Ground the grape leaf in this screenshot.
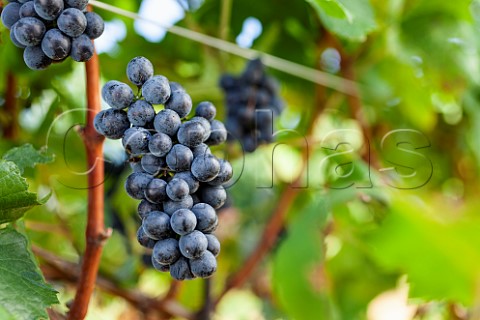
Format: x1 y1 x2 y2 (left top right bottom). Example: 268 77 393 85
308 0 377 41
0 160 48 224
0 228 59 320
272 197 331 319
367 197 480 304
307 0 351 20
3 144 54 174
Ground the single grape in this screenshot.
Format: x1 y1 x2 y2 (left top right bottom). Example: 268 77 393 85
203 216 218 234
169 82 185 93
57 8 86 37
93 109 130 139
127 100 155 127
137 199 163 220
200 185 226 209
65 0 88 10
127 56 154 86
70 34 94 62
191 203 217 233
179 230 208 259
153 109 181 137
170 209 197 235
166 144 193 172
125 172 152 200
152 238 180 265
1 2 22 29
140 153 165 175
149 132 173 157
145 178 168 204
166 178 190 201
206 120 227 145
190 251 217 278
142 211 171 240
151 255 170 272
19 2 39 18
84 12 104 39
137 226 156 249
101 80 135 110
173 171 199 194
195 101 216 121
205 234 220 257
177 121 206 147
191 154 220 182
41 28 71 60
122 127 151 155
10 23 27 48
169 257 195 280
33 0 64 20
23 45 52 70
189 116 211 141
14 17 46 46
191 143 211 158
208 159 233 186
163 196 193 215
165 90 192 118
142 75 171 105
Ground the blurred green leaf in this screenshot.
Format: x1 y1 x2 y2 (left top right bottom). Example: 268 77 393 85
3 144 54 174
0 161 49 224
367 197 480 304
308 0 376 41
272 197 331 319
307 0 351 20
0 228 58 320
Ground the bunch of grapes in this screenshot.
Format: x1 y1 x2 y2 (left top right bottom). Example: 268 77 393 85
220 58 285 152
0 0 104 70
94 56 232 280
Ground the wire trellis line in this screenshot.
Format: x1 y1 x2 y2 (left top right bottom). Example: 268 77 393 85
89 0 359 96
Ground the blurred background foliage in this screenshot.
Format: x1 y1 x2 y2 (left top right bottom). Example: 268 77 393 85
1 0 480 319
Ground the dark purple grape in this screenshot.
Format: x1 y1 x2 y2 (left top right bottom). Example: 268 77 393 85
179 230 208 259
190 251 217 278
14 17 46 46
84 12 105 39
23 45 52 70
33 0 64 20
127 56 154 86
57 8 86 37
70 34 94 62
41 28 71 60
195 101 216 121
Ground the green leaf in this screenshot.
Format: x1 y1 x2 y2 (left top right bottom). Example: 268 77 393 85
0 228 59 320
272 197 331 319
0 161 48 224
308 0 377 41
308 0 351 20
367 197 480 304
3 144 54 174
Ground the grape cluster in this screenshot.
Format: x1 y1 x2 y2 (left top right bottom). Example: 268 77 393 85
220 58 285 152
0 0 104 70
94 56 232 280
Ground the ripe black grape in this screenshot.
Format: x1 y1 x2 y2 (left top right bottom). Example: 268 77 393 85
1 0 105 70
220 58 285 152
94 56 232 280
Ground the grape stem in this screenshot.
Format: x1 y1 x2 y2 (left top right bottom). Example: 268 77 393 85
4 71 19 140
33 246 194 319
67 40 111 319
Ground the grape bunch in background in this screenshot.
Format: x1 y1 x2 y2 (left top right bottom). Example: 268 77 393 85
220 58 285 152
0 0 104 70
94 56 232 280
